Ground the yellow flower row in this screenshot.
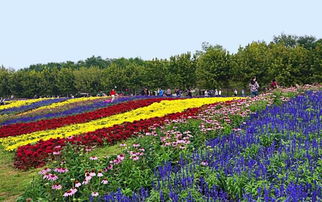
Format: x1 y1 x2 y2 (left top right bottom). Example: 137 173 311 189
0 97 241 151
19 96 106 116
0 98 52 111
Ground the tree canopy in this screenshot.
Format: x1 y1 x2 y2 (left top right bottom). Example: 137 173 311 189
1 34 321 98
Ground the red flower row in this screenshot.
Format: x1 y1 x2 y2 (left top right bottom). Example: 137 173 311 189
14 101 235 170
0 98 177 138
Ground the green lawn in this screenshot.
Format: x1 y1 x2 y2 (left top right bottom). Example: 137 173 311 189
0 149 40 202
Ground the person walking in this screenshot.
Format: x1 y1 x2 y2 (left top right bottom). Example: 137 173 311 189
166 88 172 96
187 89 192 98
159 88 164 96
249 77 259 97
234 89 238 96
110 89 117 102
204 90 209 97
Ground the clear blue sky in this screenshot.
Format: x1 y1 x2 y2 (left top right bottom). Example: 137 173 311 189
1 0 321 69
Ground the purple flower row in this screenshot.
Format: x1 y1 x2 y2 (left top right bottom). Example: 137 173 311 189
0 98 69 115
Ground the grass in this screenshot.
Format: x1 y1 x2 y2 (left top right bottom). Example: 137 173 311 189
0 149 40 202
86 138 137 159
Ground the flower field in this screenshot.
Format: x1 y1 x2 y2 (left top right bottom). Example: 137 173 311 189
0 85 321 201
0 96 239 169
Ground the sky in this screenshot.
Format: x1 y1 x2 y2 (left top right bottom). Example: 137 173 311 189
0 0 321 69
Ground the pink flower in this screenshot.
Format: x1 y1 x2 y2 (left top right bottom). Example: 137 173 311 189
53 151 61 155
131 156 140 161
43 174 58 181
179 145 186 149
91 192 99 197
39 168 51 175
201 161 208 166
89 171 96 177
119 143 127 147
132 144 140 148
75 182 82 187
54 167 69 173
85 147 92 152
97 172 103 177
101 179 108 184
63 188 77 197
164 142 171 146
104 164 113 171
117 154 125 161
89 156 98 160
82 180 90 185
52 184 62 190
85 173 92 181
113 159 122 165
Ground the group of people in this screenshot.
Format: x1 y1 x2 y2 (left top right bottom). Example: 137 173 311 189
0 78 279 103
89 77 280 101
136 78 279 98
141 88 194 97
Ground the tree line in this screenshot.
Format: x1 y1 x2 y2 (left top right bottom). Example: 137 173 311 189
0 34 321 98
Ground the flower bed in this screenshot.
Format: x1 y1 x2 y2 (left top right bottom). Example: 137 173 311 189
0 98 51 111
0 97 108 125
0 98 177 139
18 96 103 116
144 91 322 201
0 98 69 115
13 97 240 169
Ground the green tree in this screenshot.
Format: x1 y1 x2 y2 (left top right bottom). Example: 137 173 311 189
196 46 231 89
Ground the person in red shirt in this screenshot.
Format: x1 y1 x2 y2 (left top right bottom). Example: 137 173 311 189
270 79 278 89
110 89 117 101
